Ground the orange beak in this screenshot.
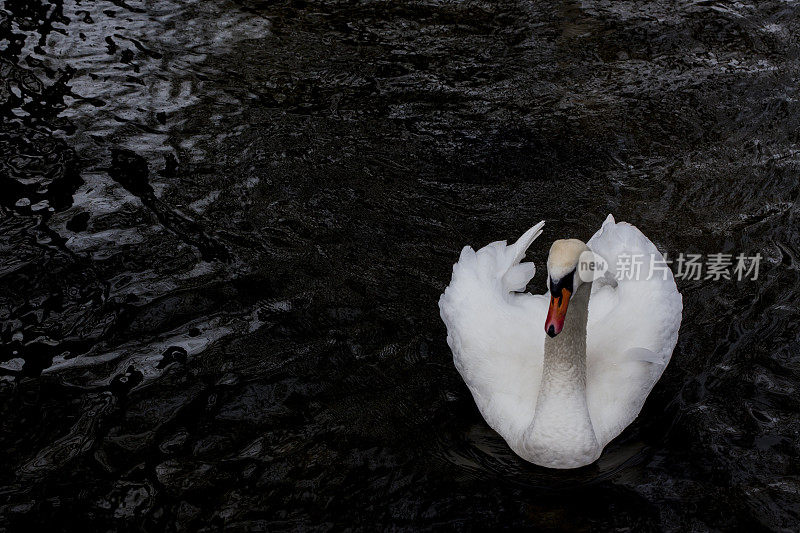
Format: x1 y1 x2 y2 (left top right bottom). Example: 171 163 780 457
545 287 571 337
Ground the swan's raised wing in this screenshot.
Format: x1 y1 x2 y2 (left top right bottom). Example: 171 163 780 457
439 222 548 445
586 215 683 446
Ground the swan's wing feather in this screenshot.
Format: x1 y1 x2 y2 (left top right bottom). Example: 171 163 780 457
439 222 548 444
586 215 683 446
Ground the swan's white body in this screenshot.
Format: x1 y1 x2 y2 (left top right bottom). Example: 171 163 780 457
438 215 682 468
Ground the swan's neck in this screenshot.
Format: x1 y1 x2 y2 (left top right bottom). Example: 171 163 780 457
541 282 591 393
524 282 600 468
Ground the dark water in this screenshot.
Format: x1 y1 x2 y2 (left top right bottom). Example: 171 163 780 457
1 0 799 530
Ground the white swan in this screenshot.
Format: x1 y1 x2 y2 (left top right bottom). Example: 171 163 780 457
438 215 682 469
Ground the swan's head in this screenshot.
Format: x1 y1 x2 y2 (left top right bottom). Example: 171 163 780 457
545 239 591 338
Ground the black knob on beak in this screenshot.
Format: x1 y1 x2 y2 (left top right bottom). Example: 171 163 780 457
547 325 557 338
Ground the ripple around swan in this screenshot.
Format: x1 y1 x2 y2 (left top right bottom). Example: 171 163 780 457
435 422 654 490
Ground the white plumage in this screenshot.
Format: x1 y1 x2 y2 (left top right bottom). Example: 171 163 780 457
439 215 682 468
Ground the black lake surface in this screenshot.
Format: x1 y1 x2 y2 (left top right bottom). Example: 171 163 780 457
1 0 800 530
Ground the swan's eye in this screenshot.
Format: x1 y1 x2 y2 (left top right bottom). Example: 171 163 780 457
549 269 575 296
